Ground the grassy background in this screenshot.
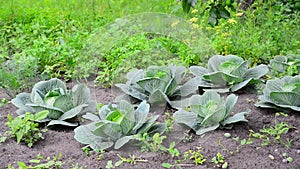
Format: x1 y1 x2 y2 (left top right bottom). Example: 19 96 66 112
0 0 299 96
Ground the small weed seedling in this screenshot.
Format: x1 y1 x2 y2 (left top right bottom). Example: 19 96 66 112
211 152 228 168
282 152 294 164
164 112 174 132
7 153 63 169
184 146 206 165
166 142 180 158
249 112 292 147
106 154 148 169
1 111 48 147
140 133 167 152
0 98 9 108
82 146 105 160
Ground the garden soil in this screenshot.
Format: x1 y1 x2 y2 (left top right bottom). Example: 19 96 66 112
1 81 300 169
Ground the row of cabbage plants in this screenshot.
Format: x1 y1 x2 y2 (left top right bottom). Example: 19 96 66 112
11 55 300 150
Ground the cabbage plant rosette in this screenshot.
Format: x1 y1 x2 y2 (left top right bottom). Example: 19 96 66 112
115 65 198 108
256 75 300 111
174 91 250 135
190 55 269 92
74 100 166 150
11 78 97 126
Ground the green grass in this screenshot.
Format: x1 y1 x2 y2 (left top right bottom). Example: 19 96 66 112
0 0 299 96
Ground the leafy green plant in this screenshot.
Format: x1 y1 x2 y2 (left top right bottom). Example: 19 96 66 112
11 78 97 126
93 33 196 86
140 133 167 152
164 112 175 132
174 91 249 135
74 101 166 150
184 146 206 165
0 98 9 108
249 113 292 147
116 65 198 107
0 55 39 98
269 55 300 77
211 152 228 168
190 55 269 92
256 75 300 112
166 141 180 158
2 111 48 147
7 153 63 169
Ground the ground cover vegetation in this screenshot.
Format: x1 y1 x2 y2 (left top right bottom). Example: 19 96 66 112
0 0 300 168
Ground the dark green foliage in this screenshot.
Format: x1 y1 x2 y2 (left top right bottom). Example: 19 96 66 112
4 111 48 147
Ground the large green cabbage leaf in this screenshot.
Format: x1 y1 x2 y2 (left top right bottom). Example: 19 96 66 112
12 78 97 127
174 91 249 135
190 55 269 92
74 101 166 150
256 75 300 112
116 65 198 108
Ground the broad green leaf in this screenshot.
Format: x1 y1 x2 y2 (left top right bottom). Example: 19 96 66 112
173 109 198 129
114 136 133 149
270 92 300 106
47 120 78 127
221 110 249 126
207 55 243 72
169 65 186 83
106 110 124 123
225 94 238 119
115 83 148 101
136 115 159 134
176 77 199 97
58 104 87 121
72 84 90 106
82 113 100 122
243 64 269 79
74 125 114 150
219 61 239 74
137 78 167 94
34 110 49 121
147 123 167 136
11 93 32 108
230 59 251 77
196 124 220 135
203 72 243 85
126 69 144 82
93 123 122 140
148 89 169 105
189 66 208 76
132 101 150 132
164 78 177 96
32 78 67 96
53 95 74 112
231 78 253 92
30 89 44 105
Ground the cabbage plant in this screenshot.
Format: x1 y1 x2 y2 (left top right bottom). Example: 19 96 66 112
269 55 300 77
11 78 96 127
255 75 300 111
74 101 166 150
190 55 269 92
116 65 198 107
173 91 249 135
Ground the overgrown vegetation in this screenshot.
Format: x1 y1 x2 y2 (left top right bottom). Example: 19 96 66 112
0 0 300 168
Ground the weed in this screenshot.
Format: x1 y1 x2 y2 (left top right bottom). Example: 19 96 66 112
7 153 63 169
249 113 292 147
164 112 175 133
211 152 228 168
105 154 147 169
184 146 206 165
140 133 167 152
1 111 48 147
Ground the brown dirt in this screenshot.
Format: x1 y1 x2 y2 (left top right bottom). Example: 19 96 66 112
1 82 300 169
